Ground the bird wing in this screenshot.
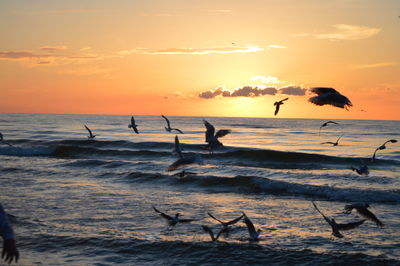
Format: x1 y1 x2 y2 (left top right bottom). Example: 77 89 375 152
174 135 183 158
172 128 184 134
310 87 339 96
207 212 224 224
372 148 379 161
202 225 216 241
321 142 335 145
0 132 3 141
357 207 384 227
178 218 198 223
327 121 338 125
281 98 289 102
242 213 257 236
312 202 333 227
84 125 93 137
337 219 366 231
133 127 139 134
336 134 343 143
152 206 173 221
167 157 195 171
131 116 135 125
203 120 215 142
274 105 280 116
161 115 171 128
215 129 230 139
225 214 244 226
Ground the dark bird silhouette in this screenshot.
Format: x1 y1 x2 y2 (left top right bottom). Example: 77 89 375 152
312 202 366 238
319 121 339 135
161 115 184 134
207 212 244 232
167 136 202 171
0 132 13 147
242 212 261 242
274 98 289 116
128 116 139 134
203 120 231 150
172 135 183 158
350 165 369 176
84 125 96 140
309 87 352 110
201 225 223 242
372 139 397 162
344 203 384 227
321 134 343 146
152 206 198 227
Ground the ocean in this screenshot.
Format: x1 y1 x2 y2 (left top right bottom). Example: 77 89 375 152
0 113 399 265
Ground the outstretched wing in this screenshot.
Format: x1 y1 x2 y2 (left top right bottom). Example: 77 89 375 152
152 206 173 221
274 104 280 116
84 125 93 137
174 135 183 158
203 120 215 143
225 214 244 226
337 219 366 231
207 212 224 225
131 116 135 126
172 128 184 134
215 130 230 139
161 115 171 128
312 202 332 226
242 213 256 236
178 218 198 223
321 142 335 145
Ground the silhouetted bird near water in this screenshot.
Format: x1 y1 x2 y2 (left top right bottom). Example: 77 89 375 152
309 87 352 110
274 98 289 116
128 116 139 134
162 115 183 134
371 139 397 162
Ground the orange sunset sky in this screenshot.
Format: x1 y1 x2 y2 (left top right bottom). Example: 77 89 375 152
1 0 399 120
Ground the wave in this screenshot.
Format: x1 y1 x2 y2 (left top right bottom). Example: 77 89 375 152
17 234 398 265
121 172 400 203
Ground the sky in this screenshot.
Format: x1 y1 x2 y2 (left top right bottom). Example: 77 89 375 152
0 0 399 120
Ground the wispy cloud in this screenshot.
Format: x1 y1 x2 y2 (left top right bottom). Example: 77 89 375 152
147 46 264 55
315 24 381 40
267 44 288 49
278 86 307 96
350 62 399 69
251 76 283 84
39 46 68 51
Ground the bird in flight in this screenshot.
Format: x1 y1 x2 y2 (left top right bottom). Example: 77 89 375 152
319 121 339 135
242 212 261 242
128 116 139 134
321 134 343 146
167 136 203 171
308 87 352 110
344 203 384 227
207 212 244 233
84 125 96 140
312 202 366 238
152 206 198 228
350 165 369 176
371 139 397 162
161 115 184 134
274 98 289 116
203 120 231 151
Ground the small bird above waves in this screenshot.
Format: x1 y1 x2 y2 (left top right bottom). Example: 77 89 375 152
84 125 96 140
152 206 198 227
273 98 289 116
344 203 384 227
128 116 139 134
162 115 183 134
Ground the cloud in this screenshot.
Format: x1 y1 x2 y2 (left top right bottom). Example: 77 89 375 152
147 46 264 55
350 62 400 69
39 46 68 51
278 86 307 96
315 24 381 41
267 44 287 49
251 76 283 84
199 86 278 99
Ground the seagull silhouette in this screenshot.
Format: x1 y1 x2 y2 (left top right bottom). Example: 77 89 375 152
152 206 198 228
350 164 369 176
161 115 183 134
168 136 202 171
203 120 231 151
344 203 384 227
274 98 289 116
313 202 366 238
242 212 261 242
372 139 397 162
319 121 339 135
128 116 139 134
321 134 343 146
309 87 352 110
84 125 96 140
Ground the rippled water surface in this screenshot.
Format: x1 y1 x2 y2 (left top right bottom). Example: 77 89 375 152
0 113 399 265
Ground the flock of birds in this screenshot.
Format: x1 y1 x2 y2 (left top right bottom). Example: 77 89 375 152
150 200 386 242
0 88 397 244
